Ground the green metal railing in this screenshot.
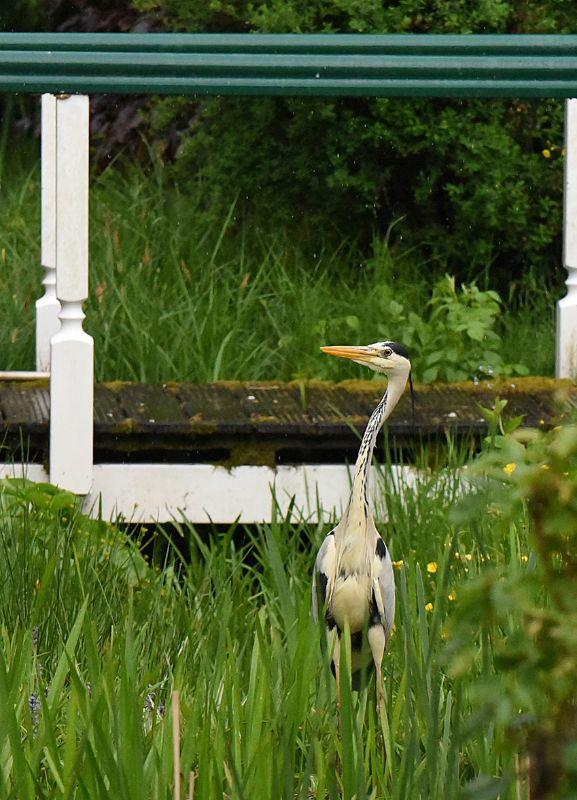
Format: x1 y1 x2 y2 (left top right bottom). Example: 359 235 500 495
0 33 576 96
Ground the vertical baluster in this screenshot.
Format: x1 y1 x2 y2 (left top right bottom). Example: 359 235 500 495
49 94 93 493
36 94 60 372
557 98 577 378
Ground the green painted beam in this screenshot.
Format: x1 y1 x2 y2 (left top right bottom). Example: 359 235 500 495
2 32 577 55
0 33 577 96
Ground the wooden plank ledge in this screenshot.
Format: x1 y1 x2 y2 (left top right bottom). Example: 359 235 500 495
0 377 575 467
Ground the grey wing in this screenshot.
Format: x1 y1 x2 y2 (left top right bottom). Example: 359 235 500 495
311 530 336 623
370 521 396 643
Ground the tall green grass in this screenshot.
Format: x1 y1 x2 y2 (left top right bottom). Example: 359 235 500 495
0 470 532 799
0 157 555 382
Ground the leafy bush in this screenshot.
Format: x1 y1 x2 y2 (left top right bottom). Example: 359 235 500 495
450 410 577 798
133 0 570 284
380 275 529 382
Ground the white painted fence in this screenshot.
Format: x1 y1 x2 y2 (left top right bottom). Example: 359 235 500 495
0 462 423 524
558 100 577 377
1 94 577 521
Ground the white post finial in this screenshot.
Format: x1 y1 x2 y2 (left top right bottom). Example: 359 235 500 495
557 98 577 378
36 94 61 372
49 94 93 494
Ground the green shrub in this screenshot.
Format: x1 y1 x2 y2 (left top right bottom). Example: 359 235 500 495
381 274 529 382
133 0 571 284
450 412 577 798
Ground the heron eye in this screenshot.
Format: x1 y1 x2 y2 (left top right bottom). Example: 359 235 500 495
382 347 393 358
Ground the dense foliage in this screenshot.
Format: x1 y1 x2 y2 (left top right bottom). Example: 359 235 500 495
451 404 577 798
125 0 573 285
1 159 554 382
0 449 544 798
1 0 574 288
381 274 529 382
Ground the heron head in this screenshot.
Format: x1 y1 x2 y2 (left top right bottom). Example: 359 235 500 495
320 341 411 378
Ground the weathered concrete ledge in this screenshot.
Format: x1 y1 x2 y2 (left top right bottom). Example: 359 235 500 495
0 377 575 467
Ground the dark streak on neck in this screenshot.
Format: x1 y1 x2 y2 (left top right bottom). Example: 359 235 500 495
352 391 388 516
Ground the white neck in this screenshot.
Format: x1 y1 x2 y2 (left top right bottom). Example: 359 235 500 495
345 369 409 526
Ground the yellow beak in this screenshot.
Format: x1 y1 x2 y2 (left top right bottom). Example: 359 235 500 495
320 345 377 364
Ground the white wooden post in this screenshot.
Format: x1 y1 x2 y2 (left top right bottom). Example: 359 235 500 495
557 99 577 377
36 94 61 372
49 94 93 493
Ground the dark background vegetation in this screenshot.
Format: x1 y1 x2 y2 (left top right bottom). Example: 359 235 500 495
0 0 573 296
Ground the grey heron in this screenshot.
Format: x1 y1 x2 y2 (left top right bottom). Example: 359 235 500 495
312 341 412 715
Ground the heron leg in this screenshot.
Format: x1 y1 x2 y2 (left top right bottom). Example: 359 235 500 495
327 627 341 707
368 624 386 717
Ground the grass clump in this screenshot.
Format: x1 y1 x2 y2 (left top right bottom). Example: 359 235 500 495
0 157 556 384
0 458 544 798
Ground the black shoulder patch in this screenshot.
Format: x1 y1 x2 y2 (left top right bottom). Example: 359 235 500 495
375 538 388 560
369 589 382 626
384 341 409 360
317 571 329 602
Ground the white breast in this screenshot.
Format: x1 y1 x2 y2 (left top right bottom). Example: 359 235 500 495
331 574 371 632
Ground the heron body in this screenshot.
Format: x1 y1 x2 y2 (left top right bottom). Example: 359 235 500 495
312 341 411 711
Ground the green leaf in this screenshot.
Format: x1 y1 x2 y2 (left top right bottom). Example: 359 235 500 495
424 351 443 366
388 299 404 316
422 366 439 383
503 415 525 434
47 599 88 712
467 323 486 342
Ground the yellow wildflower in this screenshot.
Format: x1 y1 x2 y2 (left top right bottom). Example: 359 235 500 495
448 591 457 601
425 602 433 612
503 463 517 475
542 148 551 158
521 555 529 563
393 560 404 569
540 464 550 470
427 562 438 574
465 553 473 561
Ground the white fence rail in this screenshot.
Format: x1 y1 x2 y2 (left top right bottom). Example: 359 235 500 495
1 94 577 520
0 463 423 524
